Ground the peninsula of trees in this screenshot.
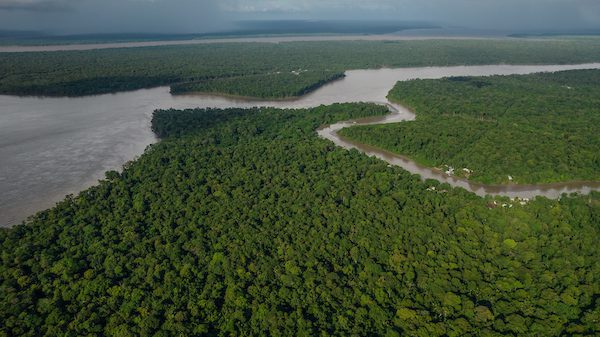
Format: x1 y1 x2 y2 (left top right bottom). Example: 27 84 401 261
340 69 600 184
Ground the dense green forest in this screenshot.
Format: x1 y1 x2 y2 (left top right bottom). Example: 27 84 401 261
2 38 600 96
1 103 599 336
170 71 344 99
340 69 600 184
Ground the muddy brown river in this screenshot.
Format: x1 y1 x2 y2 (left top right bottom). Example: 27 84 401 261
1 63 600 226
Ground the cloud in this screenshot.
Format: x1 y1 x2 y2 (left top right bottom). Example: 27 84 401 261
0 0 227 33
220 0 600 12
222 0 600 30
0 0 74 10
220 0 401 13
0 0 598 33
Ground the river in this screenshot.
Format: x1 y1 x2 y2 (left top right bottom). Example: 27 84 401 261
1 63 600 226
0 35 505 53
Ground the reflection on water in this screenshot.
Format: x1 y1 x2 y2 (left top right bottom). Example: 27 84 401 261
1 63 600 226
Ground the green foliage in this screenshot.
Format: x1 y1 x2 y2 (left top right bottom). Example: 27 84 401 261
1 103 599 336
503 239 518 249
396 308 418 320
2 38 600 96
340 69 600 184
171 70 344 98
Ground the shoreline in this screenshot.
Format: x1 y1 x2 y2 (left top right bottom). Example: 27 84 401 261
317 101 600 199
0 34 522 53
171 74 346 102
3 63 600 227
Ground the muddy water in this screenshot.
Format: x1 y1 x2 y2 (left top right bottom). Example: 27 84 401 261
317 103 600 199
0 35 503 53
1 63 600 226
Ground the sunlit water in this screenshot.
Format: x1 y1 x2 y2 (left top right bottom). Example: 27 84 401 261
1 63 600 226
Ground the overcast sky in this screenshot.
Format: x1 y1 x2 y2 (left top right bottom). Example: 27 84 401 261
0 0 599 34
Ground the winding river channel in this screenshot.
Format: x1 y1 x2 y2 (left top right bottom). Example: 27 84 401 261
1 63 600 226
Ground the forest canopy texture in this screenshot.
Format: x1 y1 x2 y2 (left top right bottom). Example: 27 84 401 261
340 69 600 184
2 38 600 97
1 103 599 336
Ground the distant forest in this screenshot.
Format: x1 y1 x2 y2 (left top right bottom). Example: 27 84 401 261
0 20 436 46
2 38 600 97
341 69 600 184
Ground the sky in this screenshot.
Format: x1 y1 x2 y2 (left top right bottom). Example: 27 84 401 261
0 0 598 34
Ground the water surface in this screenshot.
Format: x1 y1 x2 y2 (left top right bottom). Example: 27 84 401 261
1 63 600 226
0 35 506 53
318 103 600 200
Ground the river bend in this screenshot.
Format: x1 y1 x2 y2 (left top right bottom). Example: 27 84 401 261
1 63 600 226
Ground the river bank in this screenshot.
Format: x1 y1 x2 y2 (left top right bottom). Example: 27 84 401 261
2 63 600 226
317 102 600 199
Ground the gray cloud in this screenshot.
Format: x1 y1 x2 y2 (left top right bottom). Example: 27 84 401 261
223 0 600 30
0 0 598 34
0 0 227 33
0 0 74 10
